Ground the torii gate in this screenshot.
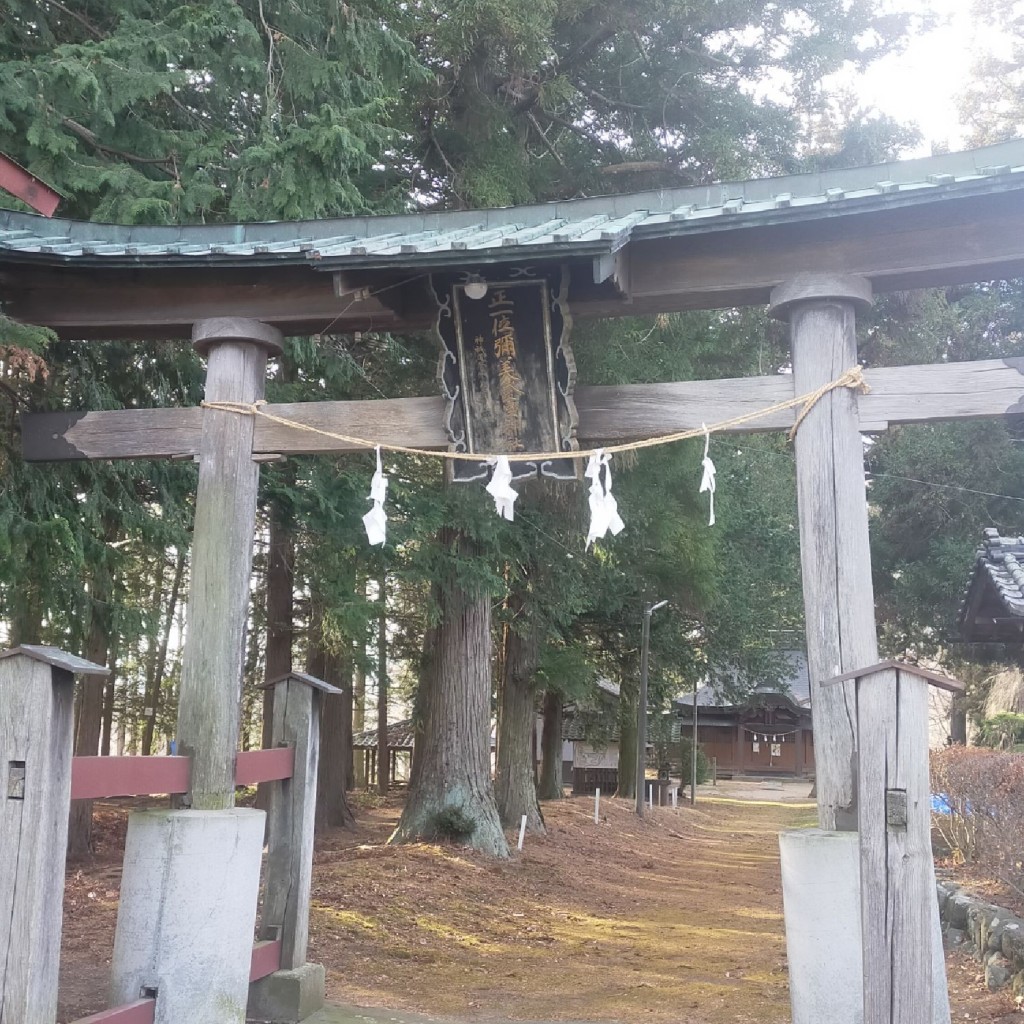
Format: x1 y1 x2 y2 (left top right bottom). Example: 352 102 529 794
7 138 1024 1024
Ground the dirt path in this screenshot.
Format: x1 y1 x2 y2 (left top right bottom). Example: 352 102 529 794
310 796 808 1024
58 795 1017 1023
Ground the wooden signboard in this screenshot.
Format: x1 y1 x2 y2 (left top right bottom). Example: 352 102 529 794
435 267 578 481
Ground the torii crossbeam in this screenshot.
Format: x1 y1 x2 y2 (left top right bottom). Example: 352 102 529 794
9 139 1024 1024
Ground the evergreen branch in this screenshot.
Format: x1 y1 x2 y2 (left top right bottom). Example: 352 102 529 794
0 379 23 410
573 82 651 113
506 26 620 116
552 26 620 80
598 161 671 176
59 117 176 170
426 129 464 204
525 112 565 167
41 0 104 41
542 111 619 156
630 30 653 69
256 0 280 123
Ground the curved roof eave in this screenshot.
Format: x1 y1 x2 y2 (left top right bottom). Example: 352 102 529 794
3 139 1024 272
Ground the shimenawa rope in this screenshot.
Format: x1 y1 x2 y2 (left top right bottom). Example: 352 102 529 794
201 366 869 461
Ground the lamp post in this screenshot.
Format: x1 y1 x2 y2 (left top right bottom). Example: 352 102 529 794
691 673 699 806
636 599 668 816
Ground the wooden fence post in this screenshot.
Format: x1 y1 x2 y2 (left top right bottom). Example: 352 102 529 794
0 645 108 1024
824 660 963 1024
249 671 340 1022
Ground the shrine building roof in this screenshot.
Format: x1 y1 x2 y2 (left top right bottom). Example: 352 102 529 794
960 529 1024 642
352 718 416 750
677 651 811 711
3 140 1024 272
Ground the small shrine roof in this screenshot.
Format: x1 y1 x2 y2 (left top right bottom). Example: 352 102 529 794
0 644 109 675
4 140 1024 272
353 718 417 750
960 529 1024 642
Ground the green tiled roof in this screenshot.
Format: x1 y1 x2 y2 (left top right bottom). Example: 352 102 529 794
4 140 1024 272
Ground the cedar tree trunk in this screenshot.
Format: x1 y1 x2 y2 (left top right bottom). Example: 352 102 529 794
537 689 564 800
377 564 389 795
390 530 508 856
68 579 111 860
352 660 366 788
494 604 543 832
257 508 293 808
141 552 185 755
309 599 355 830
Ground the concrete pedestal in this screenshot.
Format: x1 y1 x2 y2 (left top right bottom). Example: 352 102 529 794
248 963 326 1023
779 829 951 1024
110 808 265 1024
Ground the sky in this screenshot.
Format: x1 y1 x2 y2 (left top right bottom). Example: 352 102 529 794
840 0 996 153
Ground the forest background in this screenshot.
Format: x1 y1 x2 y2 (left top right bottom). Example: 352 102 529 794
3 0 1024 857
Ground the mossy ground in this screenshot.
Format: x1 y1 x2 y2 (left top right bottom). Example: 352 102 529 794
311 795 807 1023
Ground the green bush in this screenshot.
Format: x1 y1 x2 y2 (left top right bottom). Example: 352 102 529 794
431 805 477 843
978 712 1024 750
679 737 710 788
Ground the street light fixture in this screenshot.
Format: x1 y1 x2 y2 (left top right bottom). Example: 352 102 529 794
636 599 668 816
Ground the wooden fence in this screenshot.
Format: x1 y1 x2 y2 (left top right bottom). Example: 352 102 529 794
1 651 327 1024
65 746 293 1024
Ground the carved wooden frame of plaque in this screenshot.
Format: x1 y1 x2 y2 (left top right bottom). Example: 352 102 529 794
434 265 579 482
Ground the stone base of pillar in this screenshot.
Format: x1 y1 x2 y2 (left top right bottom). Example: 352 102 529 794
110 808 265 1024
248 963 326 1023
779 828 951 1024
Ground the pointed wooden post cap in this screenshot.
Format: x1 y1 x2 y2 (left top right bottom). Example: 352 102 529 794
259 670 343 696
821 659 964 693
768 273 873 320
192 317 283 356
0 644 110 676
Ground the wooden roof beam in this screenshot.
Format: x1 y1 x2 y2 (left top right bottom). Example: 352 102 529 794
0 267 429 340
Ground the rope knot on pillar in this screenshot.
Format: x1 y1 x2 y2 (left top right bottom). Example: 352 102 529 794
788 365 871 440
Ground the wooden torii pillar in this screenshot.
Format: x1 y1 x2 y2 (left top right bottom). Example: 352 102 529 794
109 317 285 1024
176 316 281 809
770 275 949 1024
770 273 878 831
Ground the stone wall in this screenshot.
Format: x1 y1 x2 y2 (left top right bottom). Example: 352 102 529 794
938 879 1024 994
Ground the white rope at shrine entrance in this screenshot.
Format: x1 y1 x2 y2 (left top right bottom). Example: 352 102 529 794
201 366 868 545
202 365 868 463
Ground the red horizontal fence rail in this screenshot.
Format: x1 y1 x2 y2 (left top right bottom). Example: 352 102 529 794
70 748 293 800
69 941 281 1023
71 998 156 1024
71 756 190 799
235 746 295 786
249 938 283 982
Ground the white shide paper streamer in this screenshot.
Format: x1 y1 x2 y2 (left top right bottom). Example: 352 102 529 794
699 423 716 527
486 456 518 521
585 450 625 548
362 445 389 545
